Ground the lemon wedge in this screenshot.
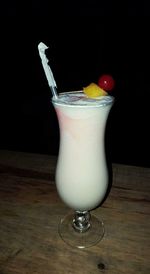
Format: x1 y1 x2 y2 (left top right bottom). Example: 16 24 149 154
83 83 107 98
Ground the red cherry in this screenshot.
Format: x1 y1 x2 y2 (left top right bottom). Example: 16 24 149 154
98 74 115 91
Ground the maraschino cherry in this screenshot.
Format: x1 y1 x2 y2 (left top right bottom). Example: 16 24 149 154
98 74 115 91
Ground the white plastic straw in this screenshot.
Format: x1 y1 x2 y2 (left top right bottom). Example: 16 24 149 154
38 42 58 99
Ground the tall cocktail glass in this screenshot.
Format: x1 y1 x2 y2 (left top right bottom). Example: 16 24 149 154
52 91 114 248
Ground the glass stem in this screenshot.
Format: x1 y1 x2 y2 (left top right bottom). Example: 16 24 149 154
72 211 91 232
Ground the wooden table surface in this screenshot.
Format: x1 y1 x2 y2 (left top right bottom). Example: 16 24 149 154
0 150 150 274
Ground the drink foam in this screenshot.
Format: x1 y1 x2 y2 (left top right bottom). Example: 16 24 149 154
52 91 114 107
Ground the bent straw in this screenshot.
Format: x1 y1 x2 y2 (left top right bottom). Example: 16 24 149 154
38 42 58 99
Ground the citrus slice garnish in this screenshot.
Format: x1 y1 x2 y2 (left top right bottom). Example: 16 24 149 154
83 83 107 98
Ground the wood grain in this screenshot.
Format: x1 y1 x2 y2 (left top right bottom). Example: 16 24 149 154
0 150 150 274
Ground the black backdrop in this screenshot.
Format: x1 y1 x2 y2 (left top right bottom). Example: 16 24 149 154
0 16 150 167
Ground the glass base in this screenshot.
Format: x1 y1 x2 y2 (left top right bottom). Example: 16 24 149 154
58 211 105 249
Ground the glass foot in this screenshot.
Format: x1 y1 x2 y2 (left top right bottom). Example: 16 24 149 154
58 211 105 249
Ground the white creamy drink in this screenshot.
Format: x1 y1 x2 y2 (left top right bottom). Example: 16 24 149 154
52 91 114 211
38 42 115 247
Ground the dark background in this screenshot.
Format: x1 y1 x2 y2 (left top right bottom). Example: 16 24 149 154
0 5 150 167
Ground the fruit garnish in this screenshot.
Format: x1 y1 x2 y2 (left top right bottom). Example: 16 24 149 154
98 74 115 91
83 83 107 98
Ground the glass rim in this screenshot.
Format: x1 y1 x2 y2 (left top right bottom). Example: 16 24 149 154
52 91 114 108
